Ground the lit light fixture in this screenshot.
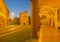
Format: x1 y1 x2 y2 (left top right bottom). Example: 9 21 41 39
11 13 14 20
11 13 14 16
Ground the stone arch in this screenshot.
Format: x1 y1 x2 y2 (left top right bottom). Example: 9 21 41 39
39 5 54 27
40 5 54 17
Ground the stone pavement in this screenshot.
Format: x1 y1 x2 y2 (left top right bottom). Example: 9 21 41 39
38 25 60 42
26 25 60 42
26 39 38 42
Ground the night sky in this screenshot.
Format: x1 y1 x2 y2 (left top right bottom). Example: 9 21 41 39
4 0 30 18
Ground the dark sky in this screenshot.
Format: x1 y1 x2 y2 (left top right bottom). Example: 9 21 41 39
4 0 30 18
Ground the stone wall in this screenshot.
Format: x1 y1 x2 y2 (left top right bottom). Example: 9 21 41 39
20 11 29 25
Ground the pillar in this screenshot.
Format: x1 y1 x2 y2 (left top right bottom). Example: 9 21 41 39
30 0 41 39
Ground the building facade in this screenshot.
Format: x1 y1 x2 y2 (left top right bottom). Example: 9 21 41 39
20 11 28 25
0 0 9 26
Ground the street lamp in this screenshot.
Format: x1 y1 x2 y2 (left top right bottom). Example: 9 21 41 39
12 13 14 16
11 13 14 20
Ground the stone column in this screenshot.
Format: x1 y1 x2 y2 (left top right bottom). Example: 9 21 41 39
30 0 41 39
50 18 52 27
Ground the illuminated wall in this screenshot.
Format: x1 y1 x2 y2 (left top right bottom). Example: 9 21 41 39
20 11 28 25
0 0 9 26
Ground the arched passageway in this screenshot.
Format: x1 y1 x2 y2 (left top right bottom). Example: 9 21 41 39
39 5 54 27
30 0 55 39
